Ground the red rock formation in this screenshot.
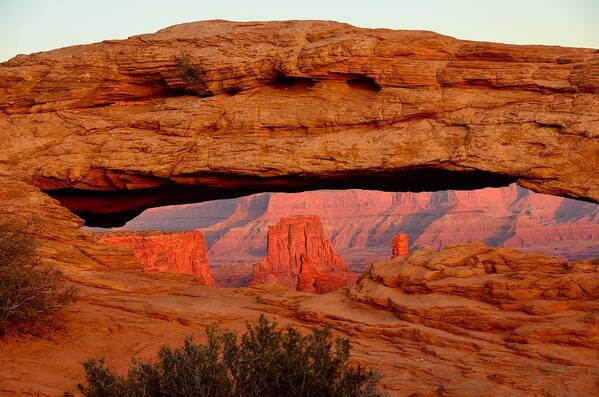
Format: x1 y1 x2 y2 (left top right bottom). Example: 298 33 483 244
122 185 599 270
1 21 598 230
0 20 596 282
296 254 319 293
249 216 357 293
392 234 409 257
0 21 597 396
98 231 215 286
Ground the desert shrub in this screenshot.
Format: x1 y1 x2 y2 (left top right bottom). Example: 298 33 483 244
174 53 201 84
265 55 289 79
75 315 384 397
0 221 77 334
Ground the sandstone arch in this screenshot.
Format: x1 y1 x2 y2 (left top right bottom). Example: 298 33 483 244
1 21 598 395
0 20 597 267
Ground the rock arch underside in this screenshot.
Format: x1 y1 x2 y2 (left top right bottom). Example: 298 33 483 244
1 21 598 396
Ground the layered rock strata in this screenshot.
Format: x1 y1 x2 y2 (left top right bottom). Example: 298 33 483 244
249 215 357 293
122 185 599 270
0 20 597 396
1 244 597 396
271 243 599 395
0 19 596 275
0 20 597 231
98 230 215 286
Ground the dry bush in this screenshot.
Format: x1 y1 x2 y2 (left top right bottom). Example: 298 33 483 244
174 53 202 84
0 221 77 335
74 315 385 397
265 55 290 80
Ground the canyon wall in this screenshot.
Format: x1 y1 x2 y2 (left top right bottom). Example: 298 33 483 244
121 185 599 271
249 215 357 293
98 230 215 286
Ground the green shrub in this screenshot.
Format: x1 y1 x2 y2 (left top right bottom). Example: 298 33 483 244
0 221 77 334
74 315 384 396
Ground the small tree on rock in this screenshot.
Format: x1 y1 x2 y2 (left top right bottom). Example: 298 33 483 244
0 220 77 334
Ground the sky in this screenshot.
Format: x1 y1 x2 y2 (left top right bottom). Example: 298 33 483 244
1 0 598 61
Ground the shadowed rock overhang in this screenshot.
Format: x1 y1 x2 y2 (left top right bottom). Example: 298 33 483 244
0 20 598 227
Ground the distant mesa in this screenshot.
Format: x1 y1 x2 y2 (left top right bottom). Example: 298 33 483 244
98 230 215 286
249 215 358 293
122 185 599 270
97 216 358 293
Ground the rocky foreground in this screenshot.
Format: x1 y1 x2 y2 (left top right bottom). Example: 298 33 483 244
1 243 597 396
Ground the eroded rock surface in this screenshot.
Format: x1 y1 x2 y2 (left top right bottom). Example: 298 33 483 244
0 19 596 283
1 244 597 396
0 20 598 397
353 243 599 334
265 243 599 396
97 230 215 286
0 20 597 229
249 215 357 293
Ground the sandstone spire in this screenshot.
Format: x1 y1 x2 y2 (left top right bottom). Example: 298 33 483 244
392 234 409 257
250 215 357 293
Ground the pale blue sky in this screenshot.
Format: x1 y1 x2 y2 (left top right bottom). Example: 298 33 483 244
1 0 598 61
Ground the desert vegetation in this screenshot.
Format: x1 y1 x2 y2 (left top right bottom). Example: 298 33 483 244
0 221 77 335
74 315 384 396
174 53 202 84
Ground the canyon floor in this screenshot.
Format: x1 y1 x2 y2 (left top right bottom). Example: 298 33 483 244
1 243 597 397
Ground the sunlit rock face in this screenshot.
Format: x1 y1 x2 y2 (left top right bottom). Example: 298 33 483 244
1 242 598 396
392 234 409 257
0 19 597 276
98 230 215 286
121 185 599 271
0 20 597 396
1 20 598 229
249 215 357 293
